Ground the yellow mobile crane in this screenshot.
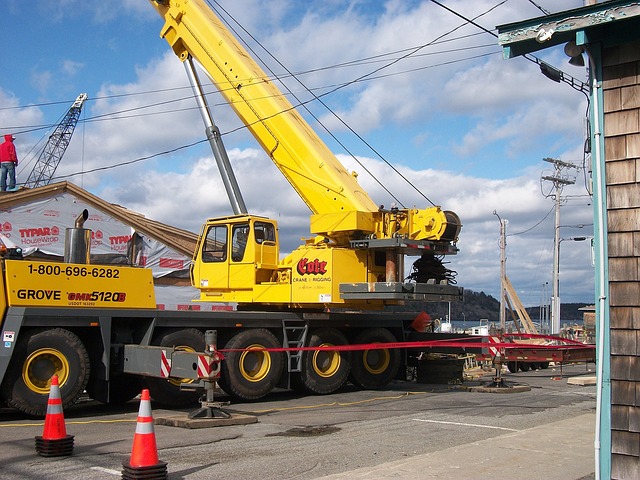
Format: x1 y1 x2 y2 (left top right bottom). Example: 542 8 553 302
0 0 464 417
149 0 461 308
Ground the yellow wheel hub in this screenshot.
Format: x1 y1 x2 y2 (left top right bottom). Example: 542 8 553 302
23 348 69 394
362 346 390 375
312 343 341 378
239 344 271 382
169 345 196 387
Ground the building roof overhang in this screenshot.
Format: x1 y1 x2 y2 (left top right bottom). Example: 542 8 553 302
497 1 640 59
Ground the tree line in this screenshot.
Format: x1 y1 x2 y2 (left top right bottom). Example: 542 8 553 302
389 289 591 322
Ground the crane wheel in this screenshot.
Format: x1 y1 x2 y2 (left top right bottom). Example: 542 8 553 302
291 328 351 395
87 374 142 405
218 329 284 400
507 362 518 373
519 362 531 372
0 328 90 417
147 328 204 407
349 328 400 390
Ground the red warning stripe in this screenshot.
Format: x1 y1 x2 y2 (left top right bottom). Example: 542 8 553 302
488 336 500 357
160 350 171 378
197 355 220 379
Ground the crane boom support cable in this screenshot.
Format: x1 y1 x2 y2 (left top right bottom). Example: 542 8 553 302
210 0 507 208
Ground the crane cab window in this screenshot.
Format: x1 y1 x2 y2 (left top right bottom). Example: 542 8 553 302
232 224 250 262
202 225 227 262
254 222 275 244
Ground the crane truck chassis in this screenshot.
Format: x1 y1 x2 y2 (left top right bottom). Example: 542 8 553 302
0 248 593 418
0 239 593 417
0 251 464 416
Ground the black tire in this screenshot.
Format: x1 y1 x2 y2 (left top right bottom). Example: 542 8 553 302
349 328 400 390
539 361 550 369
530 362 540 370
87 375 142 405
218 329 284 400
519 362 531 372
147 328 204 407
291 328 351 395
507 361 518 373
1 328 90 417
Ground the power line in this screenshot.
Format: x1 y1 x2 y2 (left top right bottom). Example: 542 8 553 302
4 45 499 135
210 0 508 209
7 0 522 193
47 139 207 183
528 0 551 16
0 34 496 116
429 0 587 92
507 205 554 236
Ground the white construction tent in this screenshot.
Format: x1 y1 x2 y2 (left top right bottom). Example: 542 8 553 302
0 181 230 311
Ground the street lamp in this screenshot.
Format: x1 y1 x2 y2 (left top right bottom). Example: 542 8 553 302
552 236 590 334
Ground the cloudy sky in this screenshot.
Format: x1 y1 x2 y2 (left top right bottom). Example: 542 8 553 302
1 0 595 308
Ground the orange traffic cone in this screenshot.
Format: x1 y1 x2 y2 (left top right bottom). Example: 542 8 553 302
35 375 74 457
122 389 167 480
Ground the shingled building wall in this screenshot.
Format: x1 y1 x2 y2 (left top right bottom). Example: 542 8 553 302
602 38 640 480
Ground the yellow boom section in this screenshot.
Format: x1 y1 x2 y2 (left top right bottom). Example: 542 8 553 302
150 0 379 223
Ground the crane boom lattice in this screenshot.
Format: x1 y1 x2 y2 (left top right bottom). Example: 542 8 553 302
25 93 88 188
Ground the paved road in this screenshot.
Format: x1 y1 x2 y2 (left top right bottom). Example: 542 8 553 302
0 363 597 479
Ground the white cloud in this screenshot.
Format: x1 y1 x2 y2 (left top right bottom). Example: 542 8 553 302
0 88 44 144
29 70 52 95
61 60 84 76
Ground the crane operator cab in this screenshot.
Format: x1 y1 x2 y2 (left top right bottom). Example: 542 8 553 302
191 215 283 303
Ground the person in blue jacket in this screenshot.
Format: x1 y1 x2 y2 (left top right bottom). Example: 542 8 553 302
0 134 18 191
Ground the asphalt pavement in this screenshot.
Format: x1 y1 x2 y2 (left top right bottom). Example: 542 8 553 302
0 363 598 480
318 411 596 479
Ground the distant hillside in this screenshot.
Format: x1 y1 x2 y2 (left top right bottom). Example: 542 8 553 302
390 289 591 322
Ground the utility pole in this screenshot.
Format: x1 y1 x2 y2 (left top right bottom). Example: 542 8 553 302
494 211 506 330
542 157 577 334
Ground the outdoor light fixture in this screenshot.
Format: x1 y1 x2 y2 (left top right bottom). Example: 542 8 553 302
536 27 554 43
564 41 585 67
540 61 563 83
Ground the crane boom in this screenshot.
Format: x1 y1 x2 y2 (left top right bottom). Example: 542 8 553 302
149 0 460 246
149 1 377 226
24 93 88 188
149 0 462 308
